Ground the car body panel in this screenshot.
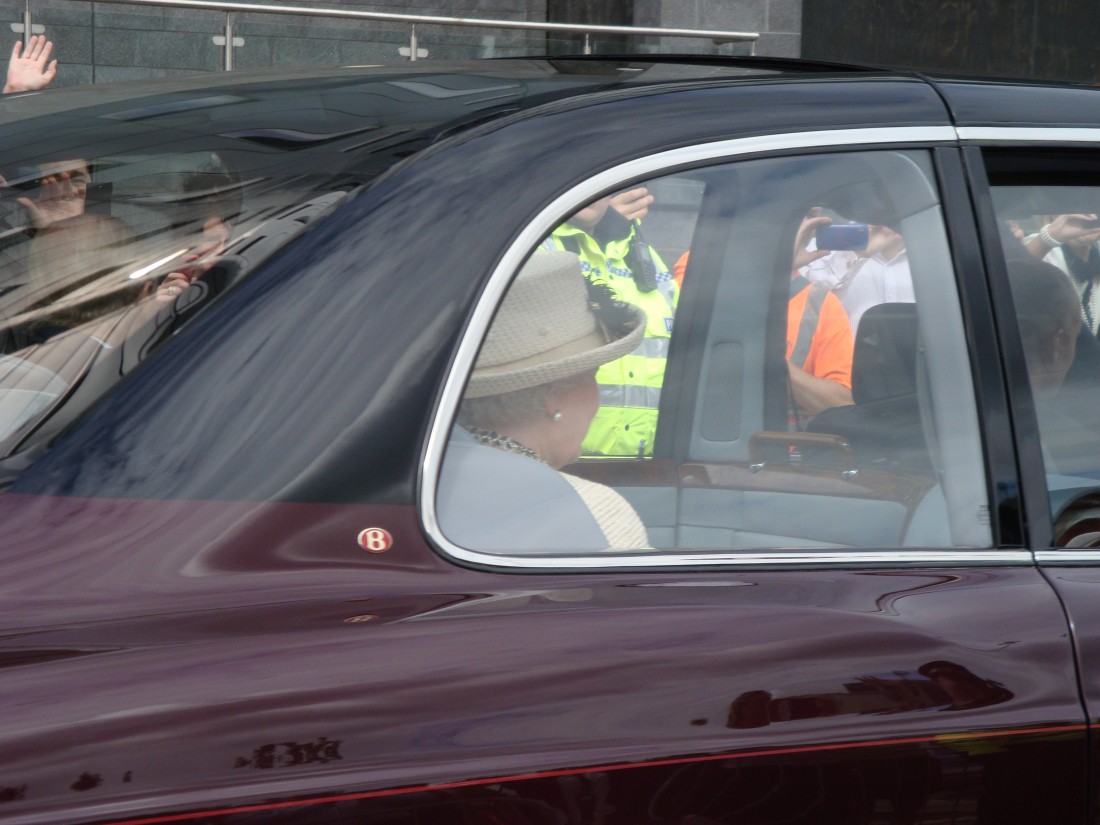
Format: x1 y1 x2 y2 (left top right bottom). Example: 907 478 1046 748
938 79 1100 129
0 493 1085 822
0 60 1095 824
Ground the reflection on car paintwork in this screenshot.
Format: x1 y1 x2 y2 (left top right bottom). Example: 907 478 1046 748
728 663 1014 729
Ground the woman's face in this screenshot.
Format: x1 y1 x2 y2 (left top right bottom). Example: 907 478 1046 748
544 370 600 468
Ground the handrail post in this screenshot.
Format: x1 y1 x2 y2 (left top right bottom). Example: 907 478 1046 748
21 0 31 49
224 11 235 70
213 10 244 71
398 22 427 59
11 0 44 49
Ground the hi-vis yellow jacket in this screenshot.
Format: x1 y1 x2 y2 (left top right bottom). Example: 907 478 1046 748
542 222 678 457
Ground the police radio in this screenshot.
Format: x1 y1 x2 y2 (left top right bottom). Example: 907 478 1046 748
626 223 659 293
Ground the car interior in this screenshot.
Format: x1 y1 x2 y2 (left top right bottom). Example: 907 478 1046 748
449 149 994 556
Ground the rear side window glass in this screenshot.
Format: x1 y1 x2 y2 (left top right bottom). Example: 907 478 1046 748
986 153 1100 543
434 149 992 559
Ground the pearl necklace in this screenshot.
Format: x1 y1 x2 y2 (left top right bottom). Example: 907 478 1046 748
467 427 546 463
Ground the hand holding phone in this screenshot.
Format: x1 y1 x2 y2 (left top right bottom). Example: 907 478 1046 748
793 210 832 270
1047 213 1100 245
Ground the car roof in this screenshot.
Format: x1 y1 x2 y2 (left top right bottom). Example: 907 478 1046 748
0 57 916 184
4 56 1098 133
6 57 1098 193
930 77 1100 128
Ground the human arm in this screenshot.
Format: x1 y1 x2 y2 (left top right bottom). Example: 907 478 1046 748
791 210 833 272
1021 214 1100 260
16 167 86 228
863 224 904 259
609 187 654 222
4 35 57 93
672 251 688 288
806 224 903 294
794 212 863 291
787 362 854 415
787 292 855 416
150 228 230 302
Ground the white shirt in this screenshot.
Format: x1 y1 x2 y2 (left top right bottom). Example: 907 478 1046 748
1042 244 1100 336
801 247 914 334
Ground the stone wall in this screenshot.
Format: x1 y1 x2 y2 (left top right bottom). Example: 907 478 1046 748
0 0 551 85
803 0 1100 83
0 0 796 87
635 0 799 57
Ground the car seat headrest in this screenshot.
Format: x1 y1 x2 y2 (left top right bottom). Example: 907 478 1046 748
852 302 918 405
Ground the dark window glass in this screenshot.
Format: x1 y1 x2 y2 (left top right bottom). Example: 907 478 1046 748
986 150 1100 545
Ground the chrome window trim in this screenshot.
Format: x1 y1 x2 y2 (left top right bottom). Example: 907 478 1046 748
440 551 1029 571
957 126 1100 144
1036 551 1100 565
417 124 1018 572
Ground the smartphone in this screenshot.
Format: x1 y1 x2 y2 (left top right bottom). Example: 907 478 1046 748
0 178 40 194
815 223 869 251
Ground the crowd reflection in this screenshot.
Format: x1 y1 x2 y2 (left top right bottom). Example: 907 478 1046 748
727 661 1013 729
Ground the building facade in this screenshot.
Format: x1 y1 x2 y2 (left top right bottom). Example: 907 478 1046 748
4 1 1089 88
0 0 800 87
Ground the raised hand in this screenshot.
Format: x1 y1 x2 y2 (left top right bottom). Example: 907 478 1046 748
1046 214 1100 246
17 164 88 228
610 187 654 222
792 208 833 271
4 35 57 94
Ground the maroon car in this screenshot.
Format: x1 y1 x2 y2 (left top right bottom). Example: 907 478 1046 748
0 57 1099 824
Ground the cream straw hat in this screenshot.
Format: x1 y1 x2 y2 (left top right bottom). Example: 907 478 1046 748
465 251 646 398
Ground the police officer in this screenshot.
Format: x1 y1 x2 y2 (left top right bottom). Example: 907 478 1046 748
542 188 678 457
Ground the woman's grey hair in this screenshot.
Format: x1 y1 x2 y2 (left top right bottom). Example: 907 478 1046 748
458 373 589 432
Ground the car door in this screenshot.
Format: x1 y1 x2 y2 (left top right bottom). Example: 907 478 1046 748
974 138 1100 825
424 133 1089 824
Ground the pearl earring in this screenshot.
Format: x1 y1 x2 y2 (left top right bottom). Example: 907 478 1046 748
552 410 563 422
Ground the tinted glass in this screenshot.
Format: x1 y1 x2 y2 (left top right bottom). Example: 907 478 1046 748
986 151 1100 544
435 150 991 557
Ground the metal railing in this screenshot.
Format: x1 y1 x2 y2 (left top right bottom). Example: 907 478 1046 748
13 0 759 71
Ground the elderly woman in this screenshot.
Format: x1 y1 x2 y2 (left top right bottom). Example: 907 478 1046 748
1009 257 1100 477
437 251 650 553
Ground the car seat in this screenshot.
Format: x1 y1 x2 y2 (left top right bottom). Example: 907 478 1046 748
807 302 931 473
